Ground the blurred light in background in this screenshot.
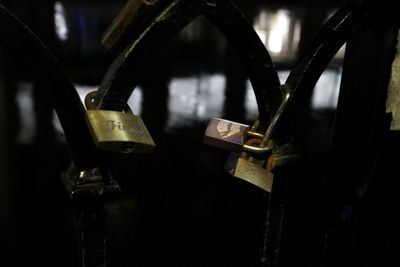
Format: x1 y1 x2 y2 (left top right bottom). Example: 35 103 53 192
311 69 342 109
253 9 300 63
16 7 345 144
15 68 341 144
245 70 341 120
254 11 268 46
245 70 291 120
54 2 69 41
267 10 290 54
16 83 35 143
167 74 225 128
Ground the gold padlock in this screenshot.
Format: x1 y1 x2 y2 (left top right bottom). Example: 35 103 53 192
203 117 273 191
85 109 156 154
230 138 274 192
233 157 273 192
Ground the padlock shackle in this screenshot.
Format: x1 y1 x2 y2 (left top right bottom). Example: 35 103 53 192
93 0 282 130
0 4 98 170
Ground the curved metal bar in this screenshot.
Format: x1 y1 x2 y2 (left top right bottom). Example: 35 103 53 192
0 4 98 170
242 2 366 153
94 0 200 110
102 0 174 52
95 0 281 130
260 3 368 266
203 0 282 129
270 2 366 143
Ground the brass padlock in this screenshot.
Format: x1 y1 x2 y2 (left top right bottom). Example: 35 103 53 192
233 156 273 192
85 109 156 154
203 118 273 191
224 152 273 192
232 137 274 192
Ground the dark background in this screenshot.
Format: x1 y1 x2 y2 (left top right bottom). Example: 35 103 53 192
0 0 398 266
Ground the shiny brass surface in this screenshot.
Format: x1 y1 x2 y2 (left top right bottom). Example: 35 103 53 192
233 157 273 192
85 110 156 154
242 143 273 154
245 129 265 139
238 86 291 154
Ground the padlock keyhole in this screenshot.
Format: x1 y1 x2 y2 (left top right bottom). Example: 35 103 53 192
120 142 136 153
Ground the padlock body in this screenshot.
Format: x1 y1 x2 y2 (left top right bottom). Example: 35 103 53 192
233 157 273 192
85 110 155 153
203 118 249 153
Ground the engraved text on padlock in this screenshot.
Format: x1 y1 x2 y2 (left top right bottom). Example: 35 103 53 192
85 110 156 153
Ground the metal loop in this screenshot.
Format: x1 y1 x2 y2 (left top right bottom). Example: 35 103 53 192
240 86 291 154
242 144 273 154
245 129 265 139
85 91 134 115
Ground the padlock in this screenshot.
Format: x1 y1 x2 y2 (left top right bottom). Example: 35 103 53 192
85 109 156 154
224 152 273 192
203 118 273 191
233 156 273 192
224 152 241 176
203 118 249 153
232 137 274 192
